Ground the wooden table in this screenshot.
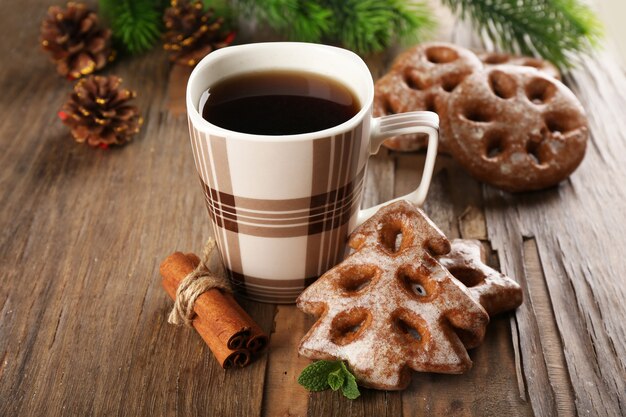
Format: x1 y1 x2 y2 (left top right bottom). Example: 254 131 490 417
1 2 625 416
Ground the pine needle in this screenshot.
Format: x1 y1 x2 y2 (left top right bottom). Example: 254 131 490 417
442 0 603 68
235 0 433 54
98 0 602 66
99 0 163 54
238 0 331 43
329 0 435 54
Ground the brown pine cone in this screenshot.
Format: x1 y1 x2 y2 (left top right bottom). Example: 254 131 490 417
40 2 114 80
59 75 143 148
163 0 235 67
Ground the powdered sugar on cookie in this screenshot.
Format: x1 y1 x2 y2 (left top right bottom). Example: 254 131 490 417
297 201 489 390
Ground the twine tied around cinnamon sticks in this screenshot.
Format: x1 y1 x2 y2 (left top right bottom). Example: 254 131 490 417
160 239 269 369
167 238 231 327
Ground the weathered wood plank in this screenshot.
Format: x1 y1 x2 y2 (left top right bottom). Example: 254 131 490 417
522 238 577 415
262 306 311 417
308 389 403 417
395 153 532 417
1 1 625 416
0 7 275 414
439 12 626 414
482 50 626 417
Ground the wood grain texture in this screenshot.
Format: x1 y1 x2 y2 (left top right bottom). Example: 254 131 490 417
481 52 626 416
1 0 625 416
448 15 626 416
0 2 275 416
522 238 576 416
262 306 310 417
395 154 532 417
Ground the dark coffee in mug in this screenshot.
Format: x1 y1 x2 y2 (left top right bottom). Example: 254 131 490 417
200 70 360 135
187 42 439 303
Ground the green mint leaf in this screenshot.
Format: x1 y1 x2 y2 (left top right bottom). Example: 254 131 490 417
298 360 341 392
327 368 345 391
341 373 361 400
340 363 361 400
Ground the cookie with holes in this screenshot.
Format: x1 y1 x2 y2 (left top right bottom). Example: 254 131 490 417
439 239 522 317
444 65 588 192
297 201 489 390
476 51 561 80
373 43 482 152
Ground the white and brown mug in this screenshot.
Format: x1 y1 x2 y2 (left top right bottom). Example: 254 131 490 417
186 42 438 303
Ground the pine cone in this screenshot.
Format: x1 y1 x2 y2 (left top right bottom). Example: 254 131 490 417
59 75 143 148
163 0 235 67
40 2 114 80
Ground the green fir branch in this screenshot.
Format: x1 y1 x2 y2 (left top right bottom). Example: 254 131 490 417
202 0 233 23
441 0 603 68
99 0 163 54
552 0 603 47
275 0 333 43
235 0 433 55
97 0 602 66
330 0 434 53
238 0 332 43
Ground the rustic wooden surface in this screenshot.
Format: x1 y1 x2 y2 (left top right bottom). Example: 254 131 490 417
1 1 625 416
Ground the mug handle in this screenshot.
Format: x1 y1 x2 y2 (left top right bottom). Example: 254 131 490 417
356 111 439 226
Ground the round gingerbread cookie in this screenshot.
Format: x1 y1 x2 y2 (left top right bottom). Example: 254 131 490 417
476 51 561 80
444 65 588 192
373 42 482 152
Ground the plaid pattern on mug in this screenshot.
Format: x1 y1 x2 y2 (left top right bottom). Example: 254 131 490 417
189 118 369 302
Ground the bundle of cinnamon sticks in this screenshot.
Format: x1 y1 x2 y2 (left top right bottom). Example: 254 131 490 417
160 252 268 368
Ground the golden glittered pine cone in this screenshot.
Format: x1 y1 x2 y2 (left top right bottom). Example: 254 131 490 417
163 0 235 67
59 75 143 148
40 2 114 80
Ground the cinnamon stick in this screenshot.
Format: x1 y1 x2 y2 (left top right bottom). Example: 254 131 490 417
227 296 269 354
160 252 267 368
190 249 269 354
184 253 252 350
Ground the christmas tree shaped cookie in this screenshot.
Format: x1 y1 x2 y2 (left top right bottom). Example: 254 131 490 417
439 239 523 318
297 201 490 390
